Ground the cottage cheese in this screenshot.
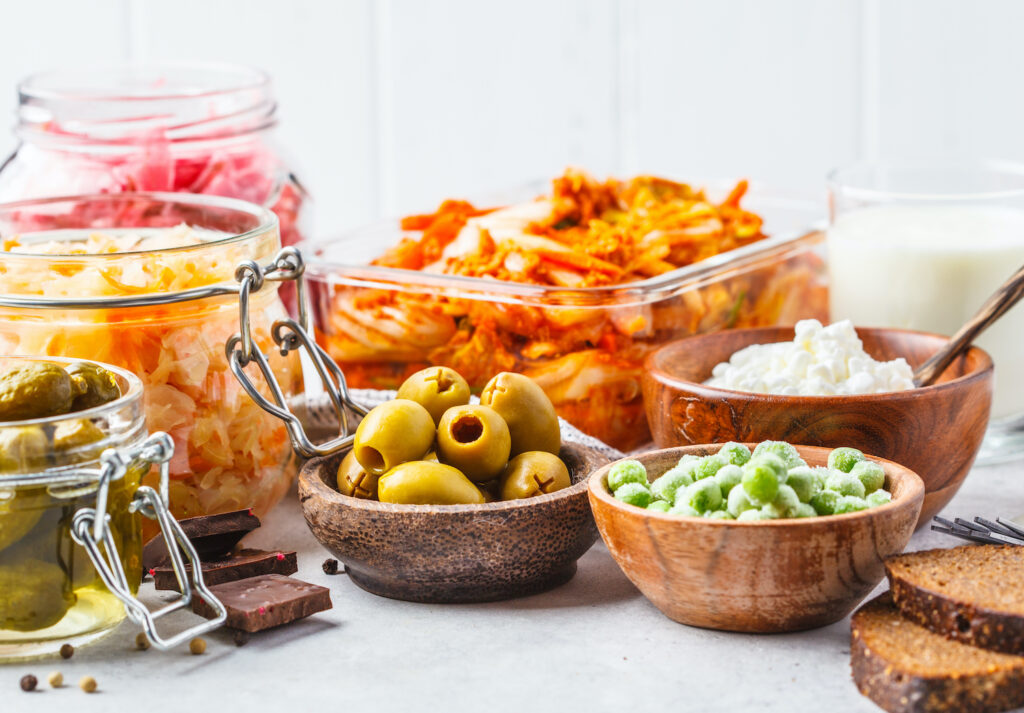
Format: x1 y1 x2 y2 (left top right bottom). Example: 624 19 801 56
705 319 915 396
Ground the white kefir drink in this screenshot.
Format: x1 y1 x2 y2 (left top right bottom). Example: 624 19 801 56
828 204 1024 420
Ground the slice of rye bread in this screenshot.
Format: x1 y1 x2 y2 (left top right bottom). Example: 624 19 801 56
851 594 1024 713
885 545 1024 655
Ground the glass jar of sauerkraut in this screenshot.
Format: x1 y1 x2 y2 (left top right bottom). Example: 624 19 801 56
0 193 301 533
0 62 308 250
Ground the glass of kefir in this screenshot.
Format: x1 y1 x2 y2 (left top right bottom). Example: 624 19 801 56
828 159 1024 462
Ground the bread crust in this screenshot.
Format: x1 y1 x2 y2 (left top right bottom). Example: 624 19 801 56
851 596 1024 713
887 560 1024 655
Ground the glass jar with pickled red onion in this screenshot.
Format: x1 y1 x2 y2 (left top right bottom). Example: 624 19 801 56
0 61 308 250
0 193 301 536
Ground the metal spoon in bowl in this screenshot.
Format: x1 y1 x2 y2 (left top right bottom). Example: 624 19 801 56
913 261 1024 387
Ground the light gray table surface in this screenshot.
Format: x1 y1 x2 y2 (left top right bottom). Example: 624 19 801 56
4 455 1022 713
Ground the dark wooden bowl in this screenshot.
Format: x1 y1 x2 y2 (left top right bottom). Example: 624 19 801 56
642 327 993 525
589 445 925 632
298 442 608 603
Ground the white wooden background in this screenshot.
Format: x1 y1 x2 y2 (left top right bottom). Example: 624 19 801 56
0 0 1018 238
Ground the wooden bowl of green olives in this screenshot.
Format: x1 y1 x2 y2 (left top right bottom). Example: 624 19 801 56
589 444 924 633
299 440 607 603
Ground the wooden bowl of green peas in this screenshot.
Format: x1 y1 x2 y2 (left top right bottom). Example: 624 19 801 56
588 443 924 633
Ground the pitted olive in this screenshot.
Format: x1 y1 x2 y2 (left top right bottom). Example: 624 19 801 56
66 362 120 411
500 451 571 500
353 399 435 475
480 372 560 456
436 404 511 482
336 450 379 500
0 362 74 421
377 461 486 505
396 367 471 425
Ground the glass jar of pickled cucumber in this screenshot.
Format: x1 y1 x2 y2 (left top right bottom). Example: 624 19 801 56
0 194 302 534
0 357 225 659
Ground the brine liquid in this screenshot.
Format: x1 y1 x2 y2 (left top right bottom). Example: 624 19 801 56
0 478 142 660
828 204 1024 420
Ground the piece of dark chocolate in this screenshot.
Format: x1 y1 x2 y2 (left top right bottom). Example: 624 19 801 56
153 549 298 591
142 509 260 571
192 574 332 633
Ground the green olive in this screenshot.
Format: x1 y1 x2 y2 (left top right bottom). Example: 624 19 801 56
353 399 436 475
0 362 74 421
436 404 511 482
377 461 486 505
480 372 560 456
336 450 379 500
0 426 49 473
65 362 120 411
396 367 471 425
0 556 76 632
500 451 572 500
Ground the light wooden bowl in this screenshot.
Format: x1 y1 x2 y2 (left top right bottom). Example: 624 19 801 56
299 442 607 603
588 444 925 632
642 326 993 525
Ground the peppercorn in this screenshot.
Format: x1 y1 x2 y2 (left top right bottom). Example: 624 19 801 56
135 632 151 651
322 558 339 575
19 674 37 692
47 672 63 688
59 643 74 659
232 629 250 647
189 637 206 655
79 675 97 693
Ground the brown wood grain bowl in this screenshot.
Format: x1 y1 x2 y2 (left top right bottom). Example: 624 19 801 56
589 444 925 632
642 326 993 526
298 442 607 603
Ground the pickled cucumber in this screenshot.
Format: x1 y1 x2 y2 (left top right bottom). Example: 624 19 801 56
0 362 74 421
66 362 120 411
0 557 76 632
0 492 43 551
0 426 49 473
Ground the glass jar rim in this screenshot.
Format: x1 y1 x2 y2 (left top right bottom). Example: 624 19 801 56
17 61 276 145
0 191 278 259
827 157 1024 203
0 355 143 428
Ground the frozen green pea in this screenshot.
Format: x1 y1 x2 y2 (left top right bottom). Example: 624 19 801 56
727 485 756 517
825 471 867 498
737 508 770 521
608 460 648 492
758 505 781 520
828 447 865 473
706 510 734 520
682 478 723 513
615 482 653 508
718 442 752 466
651 465 694 503
866 490 892 508
668 503 700 517
833 495 869 514
748 453 788 483
752 441 807 471
741 460 780 505
714 464 743 497
850 460 885 494
792 502 817 518
785 466 821 503
647 499 672 513
810 489 839 516
762 484 800 519
692 454 727 481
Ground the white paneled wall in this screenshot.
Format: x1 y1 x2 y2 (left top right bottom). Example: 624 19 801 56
0 0 1020 237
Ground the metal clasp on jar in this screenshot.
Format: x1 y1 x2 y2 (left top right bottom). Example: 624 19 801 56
225 246 368 458
70 433 228 650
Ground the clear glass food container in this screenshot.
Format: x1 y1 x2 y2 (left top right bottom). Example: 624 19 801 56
0 193 302 533
0 61 308 250
0 356 226 659
305 185 828 451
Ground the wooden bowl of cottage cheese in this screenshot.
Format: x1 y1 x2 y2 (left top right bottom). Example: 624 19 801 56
641 321 993 525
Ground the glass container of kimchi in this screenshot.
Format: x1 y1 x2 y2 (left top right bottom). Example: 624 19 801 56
305 171 828 451
0 193 301 531
0 62 307 249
